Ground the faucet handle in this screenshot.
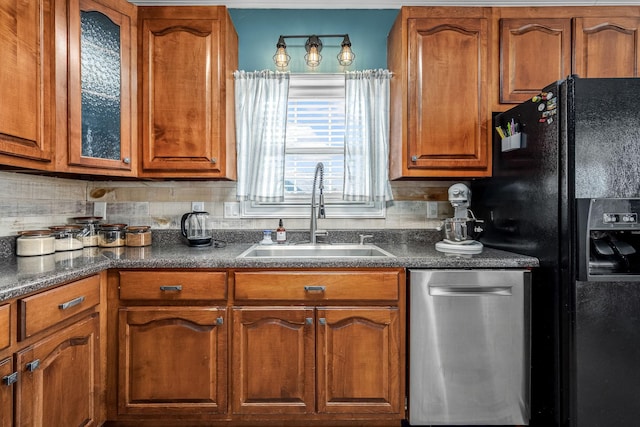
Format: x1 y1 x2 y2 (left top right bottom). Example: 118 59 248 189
359 234 374 245
315 230 330 244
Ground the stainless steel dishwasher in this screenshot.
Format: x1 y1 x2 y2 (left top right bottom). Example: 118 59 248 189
408 269 531 425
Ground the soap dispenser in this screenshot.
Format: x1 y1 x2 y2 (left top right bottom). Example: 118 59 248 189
276 219 287 244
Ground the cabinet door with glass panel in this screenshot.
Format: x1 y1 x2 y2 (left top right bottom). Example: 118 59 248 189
62 0 137 176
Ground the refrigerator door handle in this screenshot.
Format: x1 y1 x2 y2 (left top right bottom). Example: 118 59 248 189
428 285 513 297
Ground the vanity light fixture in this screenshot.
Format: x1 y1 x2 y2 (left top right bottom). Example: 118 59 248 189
273 36 291 68
273 34 356 69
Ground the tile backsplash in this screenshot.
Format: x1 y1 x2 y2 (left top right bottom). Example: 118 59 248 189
0 171 456 237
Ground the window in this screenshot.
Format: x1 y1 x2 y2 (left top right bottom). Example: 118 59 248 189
241 73 385 218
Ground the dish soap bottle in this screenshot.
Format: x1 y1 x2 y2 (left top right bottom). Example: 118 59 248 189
276 219 287 244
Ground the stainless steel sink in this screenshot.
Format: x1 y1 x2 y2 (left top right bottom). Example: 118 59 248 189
237 243 395 259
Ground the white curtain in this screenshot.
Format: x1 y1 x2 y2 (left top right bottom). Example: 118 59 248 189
234 70 290 202
343 69 393 202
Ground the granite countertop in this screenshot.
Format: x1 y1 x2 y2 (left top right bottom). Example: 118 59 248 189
0 230 539 302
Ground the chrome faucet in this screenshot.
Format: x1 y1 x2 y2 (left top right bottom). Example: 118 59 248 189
310 162 327 244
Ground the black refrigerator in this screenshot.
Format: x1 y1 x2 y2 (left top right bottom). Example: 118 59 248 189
471 76 640 427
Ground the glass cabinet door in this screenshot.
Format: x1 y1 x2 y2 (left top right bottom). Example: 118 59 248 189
68 0 133 173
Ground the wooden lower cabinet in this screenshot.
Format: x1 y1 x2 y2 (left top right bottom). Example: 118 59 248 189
109 268 405 426
231 268 405 424
232 307 315 415
14 313 100 426
317 307 400 415
232 306 402 418
117 306 228 416
0 357 14 427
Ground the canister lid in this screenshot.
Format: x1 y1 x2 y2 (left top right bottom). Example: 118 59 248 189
72 216 103 224
18 230 54 238
125 226 151 233
99 223 127 231
48 224 85 237
49 225 85 231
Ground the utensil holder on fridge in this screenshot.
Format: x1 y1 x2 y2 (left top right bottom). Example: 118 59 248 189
501 132 525 152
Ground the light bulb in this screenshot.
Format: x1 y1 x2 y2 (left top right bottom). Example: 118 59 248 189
337 45 355 66
273 46 290 68
305 45 322 67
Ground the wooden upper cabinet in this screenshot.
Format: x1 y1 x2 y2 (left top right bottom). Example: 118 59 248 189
574 17 640 78
0 0 55 169
495 8 640 109
139 6 238 179
61 0 137 176
500 18 572 104
388 8 491 179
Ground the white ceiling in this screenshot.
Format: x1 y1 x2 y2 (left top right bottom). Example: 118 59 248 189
128 0 640 7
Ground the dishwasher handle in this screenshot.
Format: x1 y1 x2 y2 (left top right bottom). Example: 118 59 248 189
428 285 512 297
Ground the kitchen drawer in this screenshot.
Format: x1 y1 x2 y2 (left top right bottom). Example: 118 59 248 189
119 271 227 301
19 274 100 339
0 304 9 351
234 270 400 302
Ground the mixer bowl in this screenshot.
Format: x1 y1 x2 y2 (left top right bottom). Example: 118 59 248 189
442 218 483 243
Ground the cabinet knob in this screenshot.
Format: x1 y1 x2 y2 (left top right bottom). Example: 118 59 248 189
319 318 327 326
210 158 217 164
216 317 224 325
122 157 131 164
305 317 313 325
411 155 418 162
2 372 17 386
26 359 40 372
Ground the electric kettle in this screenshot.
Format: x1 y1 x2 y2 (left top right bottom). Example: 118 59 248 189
181 211 212 247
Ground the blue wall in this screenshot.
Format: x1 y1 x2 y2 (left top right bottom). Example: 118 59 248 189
228 9 399 73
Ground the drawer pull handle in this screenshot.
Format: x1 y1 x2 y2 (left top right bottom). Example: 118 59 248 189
26 359 40 372
3 372 17 386
160 285 183 292
304 286 326 292
58 296 85 310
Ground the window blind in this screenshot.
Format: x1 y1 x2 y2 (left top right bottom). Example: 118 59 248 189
284 74 345 199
